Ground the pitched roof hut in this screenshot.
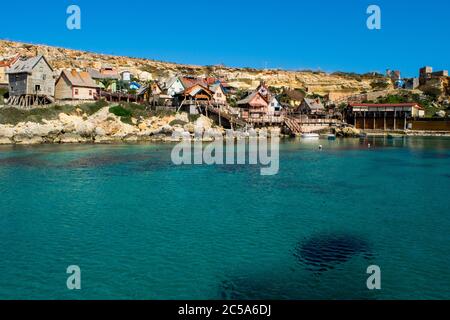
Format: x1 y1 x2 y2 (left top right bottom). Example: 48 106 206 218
55 70 99 101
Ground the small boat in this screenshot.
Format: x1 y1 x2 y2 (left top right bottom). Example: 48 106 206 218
387 133 405 139
327 134 336 140
301 133 320 139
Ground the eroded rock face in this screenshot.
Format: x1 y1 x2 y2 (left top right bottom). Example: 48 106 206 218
0 126 15 139
0 106 213 144
0 104 287 144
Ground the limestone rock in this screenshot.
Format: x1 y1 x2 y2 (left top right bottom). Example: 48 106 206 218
435 110 446 118
0 125 15 138
175 112 189 123
195 115 213 131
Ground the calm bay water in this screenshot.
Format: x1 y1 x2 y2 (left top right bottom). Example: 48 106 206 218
0 137 450 300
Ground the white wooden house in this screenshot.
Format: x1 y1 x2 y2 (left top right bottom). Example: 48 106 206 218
210 83 227 105
120 70 132 82
166 77 186 97
268 96 283 115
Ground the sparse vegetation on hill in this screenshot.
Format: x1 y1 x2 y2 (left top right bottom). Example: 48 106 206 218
0 100 108 125
0 39 389 96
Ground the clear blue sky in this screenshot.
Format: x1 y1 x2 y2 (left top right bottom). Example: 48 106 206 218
1 0 448 77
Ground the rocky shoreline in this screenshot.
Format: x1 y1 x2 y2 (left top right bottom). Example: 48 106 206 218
1 106 449 145
0 106 283 145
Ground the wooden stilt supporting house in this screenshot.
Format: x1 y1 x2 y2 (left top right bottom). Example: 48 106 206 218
6 55 55 108
176 84 214 114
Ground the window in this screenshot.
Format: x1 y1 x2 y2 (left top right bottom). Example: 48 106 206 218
89 90 92 96
74 89 79 95
35 85 41 92
42 74 46 80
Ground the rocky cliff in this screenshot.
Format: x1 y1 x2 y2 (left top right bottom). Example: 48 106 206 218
0 39 390 96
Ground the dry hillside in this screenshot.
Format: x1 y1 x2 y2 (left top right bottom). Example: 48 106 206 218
0 39 390 96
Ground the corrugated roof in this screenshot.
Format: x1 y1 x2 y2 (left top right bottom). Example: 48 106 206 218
304 98 325 111
6 55 53 74
87 68 120 80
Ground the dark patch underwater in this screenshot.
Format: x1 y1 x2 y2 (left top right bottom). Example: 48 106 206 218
294 232 374 273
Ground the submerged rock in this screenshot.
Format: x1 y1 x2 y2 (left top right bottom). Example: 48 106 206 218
294 233 374 272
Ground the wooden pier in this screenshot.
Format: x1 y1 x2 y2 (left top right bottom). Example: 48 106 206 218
98 90 139 103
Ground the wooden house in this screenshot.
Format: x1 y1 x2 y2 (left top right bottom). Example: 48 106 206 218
87 67 120 92
210 83 227 105
236 91 269 120
136 82 172 106
151 82 163 95
298 98 325 115
166 76 207 97
221 82 237 95
6 55 55 107
166 77 187 97
177 84 213 114
268 96 283 116
256 81 270 98
55 69 99 101
120 70 132 82
347 103 425 130
282 88 305 108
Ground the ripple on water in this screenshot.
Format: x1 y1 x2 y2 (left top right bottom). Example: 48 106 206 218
294 233 374 273
218 269 378 300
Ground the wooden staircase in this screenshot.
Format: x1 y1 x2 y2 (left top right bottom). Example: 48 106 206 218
284 116 302 135
205 104 247 129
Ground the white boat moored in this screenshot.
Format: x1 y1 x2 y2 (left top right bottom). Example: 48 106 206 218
301 133 320 139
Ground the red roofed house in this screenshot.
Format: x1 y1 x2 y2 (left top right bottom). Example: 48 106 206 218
0 54 20 88
236 91 269 120
166 76 207 97
55 69 99 101
348 103 425 130
177 84 214 114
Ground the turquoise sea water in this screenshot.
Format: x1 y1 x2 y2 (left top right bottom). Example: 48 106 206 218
0 137 450 300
